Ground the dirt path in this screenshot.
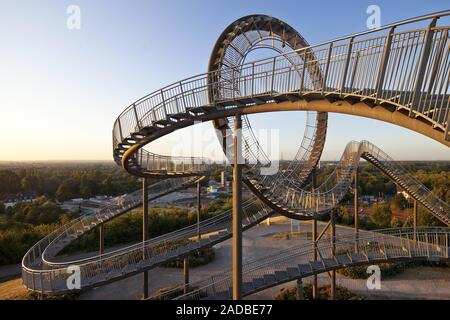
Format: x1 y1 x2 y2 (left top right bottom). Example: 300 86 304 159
0 278 29 300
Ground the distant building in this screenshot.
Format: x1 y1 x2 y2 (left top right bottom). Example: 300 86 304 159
220 171 226 187
397 190 411 200
61 195 115 215
4 191 37 209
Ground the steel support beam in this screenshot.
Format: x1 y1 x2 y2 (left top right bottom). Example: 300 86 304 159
354 169 359 251
312 217 318 300
197 180 202 241
183 256 189 294
296 278 304 300
99 223 104 255
232 114 243 300
330 210 336 300
311 168 318 300
142 178 149 299
413 200 418 242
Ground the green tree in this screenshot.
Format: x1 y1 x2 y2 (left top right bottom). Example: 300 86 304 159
390 216 402 228
0 170 21 195
56 178 79 201
391 193 408 210
21 175 40 192
370 203 392 228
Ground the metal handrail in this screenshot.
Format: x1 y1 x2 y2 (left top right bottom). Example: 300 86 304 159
168 227 450 300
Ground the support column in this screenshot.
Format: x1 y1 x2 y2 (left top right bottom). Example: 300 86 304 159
413 199 417 242
311 169 318 300
232 114 243 300
296 278 304 300
354 169 359 251
197 180 201 241
312 218 318 300
99 223 104 255
330 210 336 300
142 178 149 299
183 256 189 294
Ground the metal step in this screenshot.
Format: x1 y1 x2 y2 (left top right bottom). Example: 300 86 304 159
213 291 229 300
286 267 300 278
322 258 338 268
349 252 366 263
309 261 324 271
274 270 289 282
252 277 265 289
335 254 351 266
242 282 254 294
263 274 277 285
298 263 313 275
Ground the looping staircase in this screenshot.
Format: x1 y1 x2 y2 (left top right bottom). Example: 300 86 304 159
22 11 450 297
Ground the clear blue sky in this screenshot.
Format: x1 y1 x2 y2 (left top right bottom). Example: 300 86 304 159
0 0 449 161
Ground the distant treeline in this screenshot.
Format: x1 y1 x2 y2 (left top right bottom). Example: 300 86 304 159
314 161 450 203
0 162 141 203
0 195 232 266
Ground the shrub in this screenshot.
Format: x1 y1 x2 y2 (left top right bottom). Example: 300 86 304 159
275 284 363 300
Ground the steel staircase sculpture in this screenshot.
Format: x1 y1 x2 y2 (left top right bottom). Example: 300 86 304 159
21 141 449 294
21 11 450 298
112 11 450 220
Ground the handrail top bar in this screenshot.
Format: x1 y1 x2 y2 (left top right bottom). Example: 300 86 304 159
22 226 450 274
113 10 450 122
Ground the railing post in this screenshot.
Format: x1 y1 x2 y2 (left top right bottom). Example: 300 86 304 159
349 50 360 91
232 114 243 300
270 56 277 93
133 104 140 130
180 82 187 110
322 43 333 94
300 52 307 94
251 63 255 97
409 18 438 117
375 27 395 103
161 89 167 117
340 37 355 97
117 118 124 140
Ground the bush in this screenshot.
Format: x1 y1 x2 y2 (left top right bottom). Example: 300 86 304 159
275 284 363 300
163 247 215 268
337 260 450 279
337 262 406 279
370 203 392 228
